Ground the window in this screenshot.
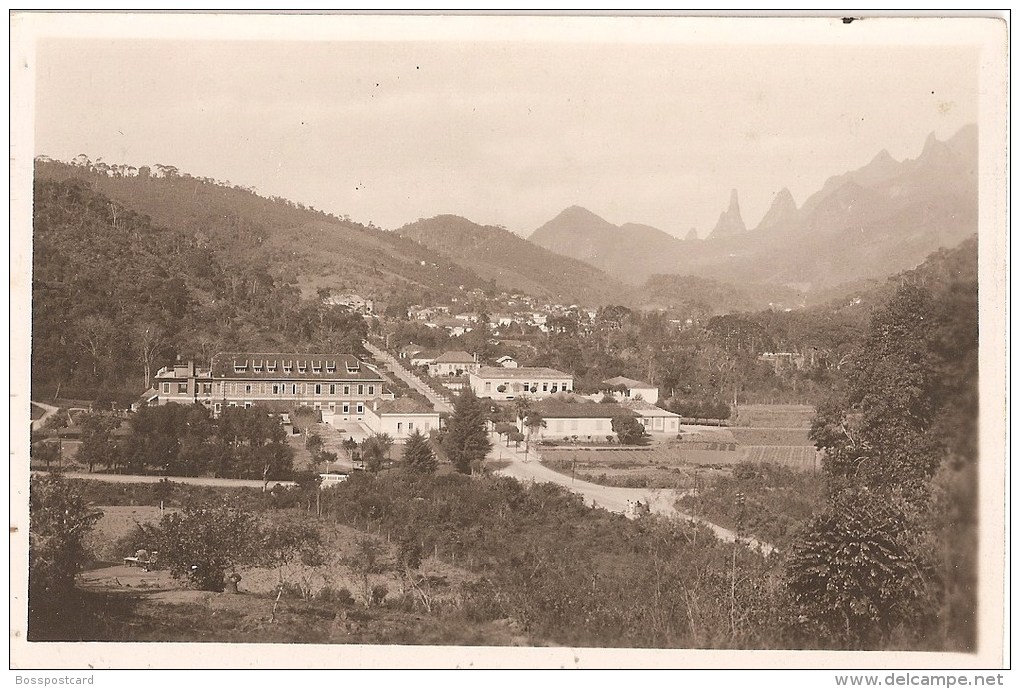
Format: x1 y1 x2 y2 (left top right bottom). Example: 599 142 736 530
551 384 558 393
542 382 549 392
272 384 279 394
283 361 292 373
315 384 322 395
357 384 364 395
484 382 491 392
329 402 335 411
214 403 221 413
267 361 277 372
253 361 263 372
162 382 170 394
291 384 297 394
397 422 403 432
312 362 322 373
343 385 350 395
245 384 252 394
356 403 364 414
244 402 252 409
228 402 237 408
314 403 321 411
408 422 414 431
343 403 350 414
178 382 188 394
234 361 247 373
326 361 336 373
202 383 212 394
298 362 307 373
329 384 336 395
368 385 375 395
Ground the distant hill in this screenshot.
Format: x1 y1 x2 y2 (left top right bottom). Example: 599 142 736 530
396 215 627 305
527 125 978 291
34 159 489 305
528 206 687 284
632 274 805 317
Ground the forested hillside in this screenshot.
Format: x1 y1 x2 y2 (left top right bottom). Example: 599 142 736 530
31 177 368 403
34 159 489 306
397 215 627 305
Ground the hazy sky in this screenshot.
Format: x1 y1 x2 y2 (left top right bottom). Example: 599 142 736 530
33 24 979 237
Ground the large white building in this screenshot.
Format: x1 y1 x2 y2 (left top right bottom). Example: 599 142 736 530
469 366 572 400
152 352 391 421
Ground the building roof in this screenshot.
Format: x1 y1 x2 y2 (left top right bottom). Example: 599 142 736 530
434 350 476 364
475 366 571 379
374 397 437 415
532 399 637 419
618 399 679 417
209 352 384 381
603 376 656 389
495 355 517 362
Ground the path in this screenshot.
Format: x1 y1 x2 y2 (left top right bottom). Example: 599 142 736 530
364 341 453 413
30 400 59 432
31 471 296 489
490 439 775 555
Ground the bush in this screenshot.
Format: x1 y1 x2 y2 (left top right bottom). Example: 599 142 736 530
29 476 102 610
371 584 389 606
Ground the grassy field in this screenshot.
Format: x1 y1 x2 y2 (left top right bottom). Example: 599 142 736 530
732 404 815 428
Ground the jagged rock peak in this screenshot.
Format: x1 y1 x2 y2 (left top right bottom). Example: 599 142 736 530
709 188 747 239
754 187 798 232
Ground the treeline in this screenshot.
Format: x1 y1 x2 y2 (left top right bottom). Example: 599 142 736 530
65 404 294 484
31 177 368 403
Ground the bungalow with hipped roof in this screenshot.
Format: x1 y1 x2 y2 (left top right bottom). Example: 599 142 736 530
364 397 440 442
428 350 479 377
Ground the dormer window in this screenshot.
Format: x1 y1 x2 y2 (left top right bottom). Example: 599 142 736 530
267 360 277 372
346 362 360 373
326 361 336 373
253 360 263 372
298 361 307 373
312 361 322 373
234 360 248 373
283 361 293 373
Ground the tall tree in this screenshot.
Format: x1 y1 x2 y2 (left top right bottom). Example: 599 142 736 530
442 389 492 474
402 429 437 474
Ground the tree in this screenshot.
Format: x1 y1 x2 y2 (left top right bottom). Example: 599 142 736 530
361 433 394 473
342 437 359 464
155 504 264 591
612 415 649 446
29 475 102 610
494 422 519 446
442 389 492 473
134 322 166 390
521 410 548 455
77 411 120 473
402 429 437 473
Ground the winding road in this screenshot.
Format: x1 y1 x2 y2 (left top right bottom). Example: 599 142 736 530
490 439 775 555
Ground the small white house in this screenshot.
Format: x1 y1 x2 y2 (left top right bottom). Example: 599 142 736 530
364 397 440 441
495 355 519 369
601 376 660 405
429 351 479 377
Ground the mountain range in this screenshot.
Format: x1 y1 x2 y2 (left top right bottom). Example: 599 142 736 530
528 125 978 290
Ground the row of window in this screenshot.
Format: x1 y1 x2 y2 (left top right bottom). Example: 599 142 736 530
212 401 367 415
481 381 571 394
163 382 377 396
231 360 359 374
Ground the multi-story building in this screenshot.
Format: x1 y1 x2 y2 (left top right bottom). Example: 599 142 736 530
152 352 391 422
469 366 573 400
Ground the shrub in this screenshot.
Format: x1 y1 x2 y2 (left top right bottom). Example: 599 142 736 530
371 584 389 606
29 476 102 609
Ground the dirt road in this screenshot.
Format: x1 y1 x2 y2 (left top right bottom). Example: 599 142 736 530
490 439 775 554
31 471 295 489
30 400 59 431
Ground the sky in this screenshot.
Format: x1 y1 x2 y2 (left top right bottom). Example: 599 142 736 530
30 17 981 238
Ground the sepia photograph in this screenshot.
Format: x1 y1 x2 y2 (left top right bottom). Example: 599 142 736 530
9 11 1009 675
